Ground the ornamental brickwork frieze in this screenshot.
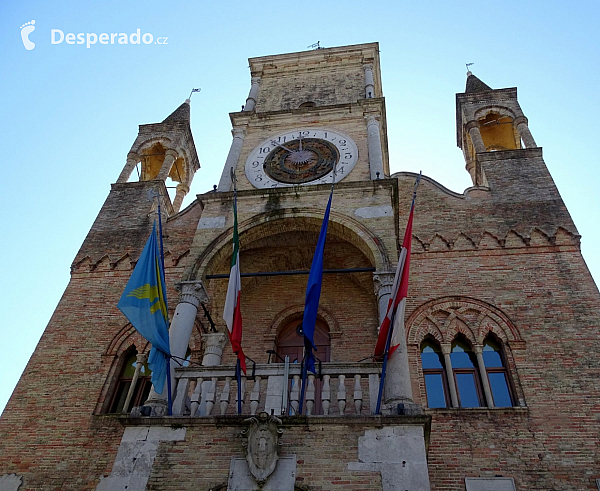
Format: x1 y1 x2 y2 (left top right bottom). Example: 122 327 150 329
411 226 579 254
406 296 523 347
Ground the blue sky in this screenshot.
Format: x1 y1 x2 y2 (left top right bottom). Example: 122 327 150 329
1 0 598 413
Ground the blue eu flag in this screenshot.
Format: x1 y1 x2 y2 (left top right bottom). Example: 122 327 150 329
118 222 171 394
302 191 333 373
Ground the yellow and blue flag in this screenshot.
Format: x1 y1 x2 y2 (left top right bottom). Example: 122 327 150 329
118 221 171 394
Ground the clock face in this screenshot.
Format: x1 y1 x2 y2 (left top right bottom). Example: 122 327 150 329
245 128 358 189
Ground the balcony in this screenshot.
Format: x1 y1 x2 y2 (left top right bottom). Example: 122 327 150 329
172 362 382 417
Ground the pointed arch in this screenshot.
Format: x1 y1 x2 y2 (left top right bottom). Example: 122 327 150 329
406 296 525 409
407 296 523 346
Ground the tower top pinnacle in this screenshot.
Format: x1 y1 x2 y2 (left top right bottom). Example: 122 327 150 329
465 72 493 94
162 100 191 123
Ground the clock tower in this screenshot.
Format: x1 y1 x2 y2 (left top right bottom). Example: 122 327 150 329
186 44 409 403
217 42 389 191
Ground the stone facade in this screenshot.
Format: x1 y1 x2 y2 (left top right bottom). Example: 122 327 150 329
1 42 599 491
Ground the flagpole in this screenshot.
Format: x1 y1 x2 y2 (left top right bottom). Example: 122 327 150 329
236 357 242 414
298 356 308 414
156 196 173 417
232 169 246 410
299 162 338 415
375 172 421 415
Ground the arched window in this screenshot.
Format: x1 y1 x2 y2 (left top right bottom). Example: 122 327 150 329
109 350 152 413
451 338 483 407
483 337 513 407
276 318 330 414
276 318 330 364
420 340 449 408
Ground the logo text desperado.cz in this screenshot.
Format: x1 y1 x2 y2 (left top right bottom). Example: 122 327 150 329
51 29 167 48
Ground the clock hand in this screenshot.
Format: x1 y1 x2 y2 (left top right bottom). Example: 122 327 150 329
270 140 295 153
298 132 303 152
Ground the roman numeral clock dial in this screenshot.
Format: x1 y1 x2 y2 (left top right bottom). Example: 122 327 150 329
245 129 359 188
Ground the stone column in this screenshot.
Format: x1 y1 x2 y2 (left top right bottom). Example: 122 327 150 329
172 183 189 213
143 281 208 415
116 153 139 183
157 149 178 181
122 352 147 413
467 123 486 153
195 332 228 416
440 343 459 408
366 115 384 180
474 344 494 408
382 304 420 414
515 118 537 148
243 76 261 112
202 332 227 366
363 63 375 98
373 272 394 328
217 127 246 191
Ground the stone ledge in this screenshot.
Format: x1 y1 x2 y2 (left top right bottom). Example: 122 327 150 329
425 407 529 416
477 147 543 161
197 177 396 203
92 413 432 429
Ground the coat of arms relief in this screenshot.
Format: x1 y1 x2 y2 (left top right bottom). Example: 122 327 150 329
241 412 283 486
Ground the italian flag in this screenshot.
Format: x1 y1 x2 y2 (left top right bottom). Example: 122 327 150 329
374 201 415 360
223 197 246 374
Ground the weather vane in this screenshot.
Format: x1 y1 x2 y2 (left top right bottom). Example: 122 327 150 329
466 63 474 71
307 41 322 50
189 87 201 99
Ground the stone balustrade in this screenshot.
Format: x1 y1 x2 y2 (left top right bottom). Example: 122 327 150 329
172 362 381 417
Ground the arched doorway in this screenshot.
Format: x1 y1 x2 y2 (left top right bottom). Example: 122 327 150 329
276 318 330 415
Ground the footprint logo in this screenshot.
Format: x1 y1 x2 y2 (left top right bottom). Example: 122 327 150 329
20 20 36 50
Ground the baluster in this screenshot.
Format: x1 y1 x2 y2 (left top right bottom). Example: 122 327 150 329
305 374 316 415
337 374 347 415
289 375 301 415
321 375 331 415
250 376 261 415
220 377 232 415
172 377 190 416
354 374 363 415
189 377 203 417
206 377 217 416
235 376 247 414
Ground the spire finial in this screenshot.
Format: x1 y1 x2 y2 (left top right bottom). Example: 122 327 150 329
466 63 474 76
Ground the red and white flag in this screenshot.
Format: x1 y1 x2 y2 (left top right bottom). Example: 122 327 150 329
374 202 415 360
223 197 246 374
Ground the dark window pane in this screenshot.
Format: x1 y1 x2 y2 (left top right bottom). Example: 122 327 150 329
424 373 447 408
121 354 138 377
488 372 512 407
455 373 481 407
110 380 131 413
421 346 443 369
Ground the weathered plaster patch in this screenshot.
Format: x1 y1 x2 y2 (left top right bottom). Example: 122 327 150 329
348 426 430 491
0 474 22 491
228 456 296 491
465 477 516 491
96 426 186 491
354 205 393 219
198 216 227 229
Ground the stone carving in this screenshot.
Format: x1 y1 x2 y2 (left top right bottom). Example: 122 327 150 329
241 412 283 485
